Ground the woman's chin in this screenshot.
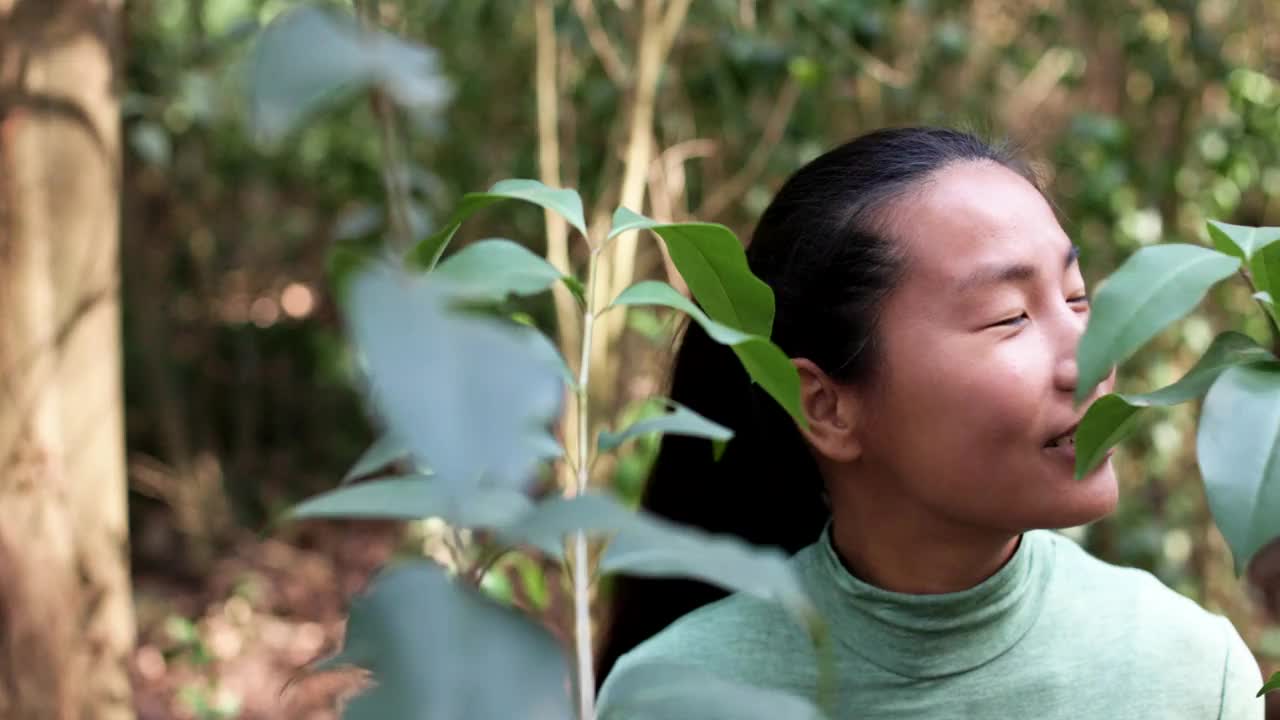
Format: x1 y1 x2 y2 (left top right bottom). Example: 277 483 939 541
1044 458 1119 528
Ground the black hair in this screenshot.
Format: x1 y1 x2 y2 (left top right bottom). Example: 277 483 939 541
597 127 1039 682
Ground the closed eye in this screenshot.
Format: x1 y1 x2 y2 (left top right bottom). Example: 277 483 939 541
989 312 1029 328
1067 295 1089 307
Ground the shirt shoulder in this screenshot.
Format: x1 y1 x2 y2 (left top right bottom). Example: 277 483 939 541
1039 532 1263 718
603 588 815 687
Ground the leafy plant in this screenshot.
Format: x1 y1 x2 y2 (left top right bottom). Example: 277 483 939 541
246 6 828 719
1074 221 1280 581
1259 671 1280 698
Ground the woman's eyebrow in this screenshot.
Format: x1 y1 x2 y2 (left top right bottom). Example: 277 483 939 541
957 244 1080 293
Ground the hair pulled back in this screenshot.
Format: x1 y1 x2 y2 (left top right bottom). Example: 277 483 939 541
598 127 1038 681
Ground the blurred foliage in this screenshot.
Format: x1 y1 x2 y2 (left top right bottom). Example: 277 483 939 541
122 0 1279 686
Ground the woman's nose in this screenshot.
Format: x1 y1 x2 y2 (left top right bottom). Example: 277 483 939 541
1052 304 1088 395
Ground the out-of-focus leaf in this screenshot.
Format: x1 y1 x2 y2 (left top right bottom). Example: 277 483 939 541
290 476 532 527
600 663 827 720
1074 332 1275 478
434 238 575 302
607 207 774 337
129 121 172 166
334 205 385 241
598 399 732 451
347 265 564 493
410 179 586 271
1076 244 1240 403
245 7 450 146
1197 362 1280 574
609 281 803 425
314 562 570 720
499 492 815 622
342 435 415 483
1207 220 1280 261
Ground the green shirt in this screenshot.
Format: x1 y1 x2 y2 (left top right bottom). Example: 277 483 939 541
600 528 1263 719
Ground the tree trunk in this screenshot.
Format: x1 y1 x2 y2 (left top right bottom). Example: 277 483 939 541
0 1 134 718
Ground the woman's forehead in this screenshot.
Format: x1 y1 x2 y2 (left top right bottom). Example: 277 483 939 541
891 162 1069 288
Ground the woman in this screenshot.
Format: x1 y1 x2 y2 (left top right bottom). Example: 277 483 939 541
597 127 1263 718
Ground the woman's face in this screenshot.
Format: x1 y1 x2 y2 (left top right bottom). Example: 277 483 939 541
854 160 1118 533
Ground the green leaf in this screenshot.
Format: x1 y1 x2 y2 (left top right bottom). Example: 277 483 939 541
1197 362 1280 574
410 180 586 271
1072 396 1144 481
1207 220 1280 261
607 206 656 240
245 7 449 146
290 476 533 527
315 562 571 720
609 281 804 425
346 265 565 492
1250 244 1280 328
1076 244 1240 403
598 399 733 451
1074 332 1274 479
434 238 575 302
609 208 774 336
342 435 415 484
499 492 815 621
1258 671 1280 698
600 662 827 720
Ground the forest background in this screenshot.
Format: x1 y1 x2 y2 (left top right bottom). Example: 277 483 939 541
1 0 1279 717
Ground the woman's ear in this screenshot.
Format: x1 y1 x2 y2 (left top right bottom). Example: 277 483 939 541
793 358 861 463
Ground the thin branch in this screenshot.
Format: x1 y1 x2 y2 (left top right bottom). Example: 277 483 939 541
1238 267 1280 341
372 91 415 254
535 0 583 362
573 0 629 85
571 248 603 720
602 0 663 313
354 1 414 254
696 78 800 220
592 0 668 410
658 0 693 58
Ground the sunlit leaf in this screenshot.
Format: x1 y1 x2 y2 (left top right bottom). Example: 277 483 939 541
499 492 815 620
434 238 576 302
598 398 733 451
315 562 571 720
410 180 586 270
1207 220 1280 261
291 476 532 527
245 7 449 146
1076 244 1240 403
608 281 803 425
1259 671 1280 698
347 265 564 492
600 662 827 720
608 207 774 336
1197 362 1280 574
1075 332 1275 478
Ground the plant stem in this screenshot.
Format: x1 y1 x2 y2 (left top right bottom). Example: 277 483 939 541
1237 267 1280 343
374 91 415 256
571 248 601 720
353 0 414 255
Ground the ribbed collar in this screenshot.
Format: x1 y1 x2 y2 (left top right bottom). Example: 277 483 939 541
805 525 1054 680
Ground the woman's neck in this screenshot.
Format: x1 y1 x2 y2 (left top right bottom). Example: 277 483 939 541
828 499 1020 595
